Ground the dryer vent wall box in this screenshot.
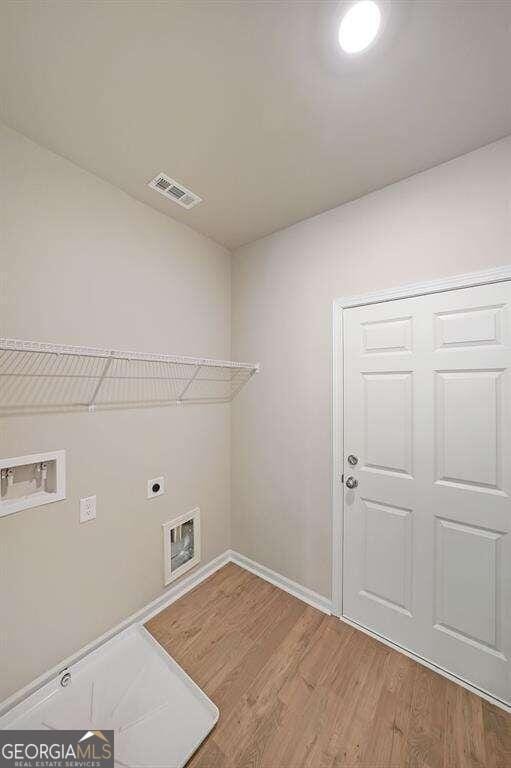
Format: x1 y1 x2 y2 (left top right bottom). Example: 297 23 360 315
163 508 201 585
0 450 66 517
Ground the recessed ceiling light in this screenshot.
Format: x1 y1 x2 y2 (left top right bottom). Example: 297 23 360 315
338 1 382 54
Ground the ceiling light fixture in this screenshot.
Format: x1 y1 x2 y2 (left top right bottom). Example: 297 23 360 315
338 0 382 54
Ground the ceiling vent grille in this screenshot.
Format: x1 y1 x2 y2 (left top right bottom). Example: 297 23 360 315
148 173 202 210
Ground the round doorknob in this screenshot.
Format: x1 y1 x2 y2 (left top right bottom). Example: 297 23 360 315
345 476 358 489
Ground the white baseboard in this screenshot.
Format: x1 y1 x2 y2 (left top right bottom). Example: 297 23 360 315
0 548 331 717
230 553 510 712
3 549 508 718
0 549 230 717
229 550 332 615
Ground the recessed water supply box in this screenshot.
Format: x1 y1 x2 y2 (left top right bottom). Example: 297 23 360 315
162 508 201 585
0 450 66 518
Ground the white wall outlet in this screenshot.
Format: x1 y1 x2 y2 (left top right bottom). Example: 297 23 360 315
147 476 165 499
79 495 97 523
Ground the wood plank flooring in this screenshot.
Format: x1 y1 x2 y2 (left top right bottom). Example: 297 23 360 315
146 563 511 768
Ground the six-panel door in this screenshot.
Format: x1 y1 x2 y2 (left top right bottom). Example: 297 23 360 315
342 281 511 705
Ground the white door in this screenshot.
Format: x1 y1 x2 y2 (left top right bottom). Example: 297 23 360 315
342 281 511 705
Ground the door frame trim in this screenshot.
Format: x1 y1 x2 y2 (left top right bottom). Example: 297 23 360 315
331 264 511 618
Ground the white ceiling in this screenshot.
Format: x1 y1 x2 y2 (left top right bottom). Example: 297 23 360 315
1 0 510 250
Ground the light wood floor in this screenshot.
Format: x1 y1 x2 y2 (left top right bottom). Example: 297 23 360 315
146 563 511 768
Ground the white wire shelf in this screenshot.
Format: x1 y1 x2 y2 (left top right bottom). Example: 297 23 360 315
0 338 259 415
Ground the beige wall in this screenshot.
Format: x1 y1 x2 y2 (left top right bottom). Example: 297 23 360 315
231 137 511 599
0 125 231 700
2 123 511 704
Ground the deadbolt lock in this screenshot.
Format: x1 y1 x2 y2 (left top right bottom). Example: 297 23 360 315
345 476 358 490
347 454 358 466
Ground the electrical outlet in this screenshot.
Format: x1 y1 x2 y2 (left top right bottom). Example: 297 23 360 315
80 495 97 523
147 476 165 499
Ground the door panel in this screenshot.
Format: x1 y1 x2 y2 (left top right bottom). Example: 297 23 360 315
434 517 504 657
360 498 413 617
435 304 504 349
342 281 511 705
362 316 413 354
364 372 413 477
435 370 503 491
